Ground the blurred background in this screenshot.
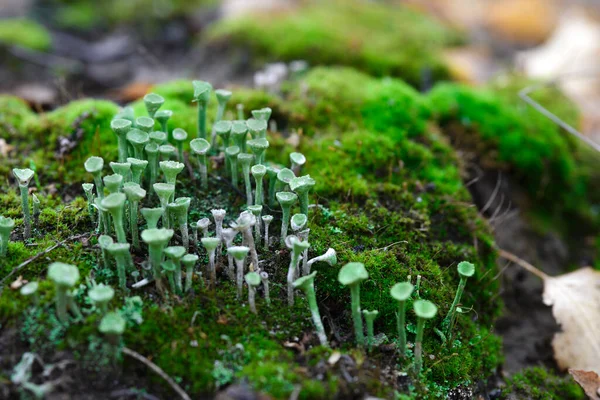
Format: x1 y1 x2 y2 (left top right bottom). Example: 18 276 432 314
1 0 599 146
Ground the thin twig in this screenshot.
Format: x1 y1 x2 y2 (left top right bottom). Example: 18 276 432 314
0 233 91 291
497 248 549 280
122 347 191 400
520 84 600 153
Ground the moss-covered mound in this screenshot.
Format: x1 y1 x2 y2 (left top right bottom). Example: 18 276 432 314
0 67 502 398
207 0 462 87
51 0 216 30
428 78 600 235
0 18 52 51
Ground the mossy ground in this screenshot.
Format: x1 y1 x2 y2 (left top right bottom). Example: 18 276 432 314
0 18 52 51
428 76 600 240
50 0 217 30
0 66 595 398
207 0 462 88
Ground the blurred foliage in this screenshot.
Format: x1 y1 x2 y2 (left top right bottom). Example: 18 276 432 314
0 18 52 51
207 0 463 87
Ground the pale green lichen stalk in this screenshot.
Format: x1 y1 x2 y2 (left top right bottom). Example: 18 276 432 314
47 262 80 324
363 310 378 351
193 80 212 139
413 300 438 374
190 138 210 189
245 271 261 314
338 262 369 347
276 192 298 245
0 216 15 257
286 236 310 307
12 168 35 240
390 281 414 357
293 271 328 346
444 261 475 338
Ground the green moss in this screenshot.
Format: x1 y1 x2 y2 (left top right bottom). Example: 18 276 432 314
208 0 461 87
427 79 600 235
54 0 217 30
503 367 583 399
0 19 52 51
1 68 508 397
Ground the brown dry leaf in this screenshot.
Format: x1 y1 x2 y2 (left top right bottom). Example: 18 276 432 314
569 369 600 400
499 250 600 374
543 267 600 372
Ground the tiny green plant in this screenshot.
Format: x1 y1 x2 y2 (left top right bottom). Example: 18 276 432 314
192 80 212 140
98 311 126 355
182 254 199 292
32 193 40 231
338 262 369 347
225 146 240 187
286 236 310 306
276 192 298 245
0 216 15 256
201 237 220 288
98 235 114 270
260 271 270 306
101 193 127 243
190 138 211 189
362 310 378 351
293 271 328 346
251 164 267 206
141 228 174 292
82 183 96 224
110 119 132 163
247 137 269 165
228 246 250 299
154 110 172 137
261 215 273 249
164 246 186 294
172 128 188 161
127 158 148 185
12 168 35 239
290 152 306 174
413 300 438 374
390 282 414 357
47 262 80 324
144 93 165 118
244 271 261 314
238 153 254 206
123 183 146 250
443 261 475 338
289 175 315 217
106 243 132 290
168 197 191 250
88 283 115 315
305 248 337 275
20 281 39 305
140 207 164 230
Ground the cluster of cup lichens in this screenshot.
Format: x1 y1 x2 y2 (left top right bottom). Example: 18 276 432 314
8 78 479 380
76 80 342 346
336 261 475 374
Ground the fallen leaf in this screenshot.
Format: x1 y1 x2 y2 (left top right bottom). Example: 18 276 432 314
569 369 600 400
543 268 600 372
10 276 27 290
500 250 600 373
